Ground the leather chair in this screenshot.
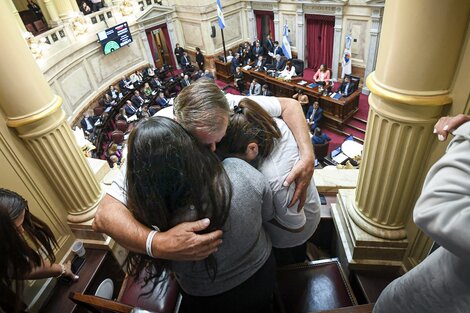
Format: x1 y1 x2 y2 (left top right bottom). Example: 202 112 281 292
93 106 105 116
314 142 330 160
25 23 37 35
291 59 305 77
276 259 357 313
33 20 48 33
115 120 128 132
69 272 180 313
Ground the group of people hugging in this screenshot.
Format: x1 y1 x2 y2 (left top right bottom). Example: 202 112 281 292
1 76 469 313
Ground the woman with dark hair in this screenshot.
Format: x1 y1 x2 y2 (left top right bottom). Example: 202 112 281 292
195 47 205 71
0 189 78 311
125 116 275 313
217 99 321 266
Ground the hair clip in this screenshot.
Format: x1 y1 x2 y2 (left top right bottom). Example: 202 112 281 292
233 105 243 114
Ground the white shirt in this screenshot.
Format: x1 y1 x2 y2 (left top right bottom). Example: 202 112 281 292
108 95 282 204
261 118 321 248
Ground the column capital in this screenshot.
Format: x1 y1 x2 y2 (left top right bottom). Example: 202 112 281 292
366 73 452 107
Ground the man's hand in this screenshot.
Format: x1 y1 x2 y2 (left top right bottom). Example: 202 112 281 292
154 218 223 261
434 114 470 141
284 158 314 210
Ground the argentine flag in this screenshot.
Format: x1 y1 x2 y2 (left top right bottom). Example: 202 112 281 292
281 24 292 59
216 0 225 29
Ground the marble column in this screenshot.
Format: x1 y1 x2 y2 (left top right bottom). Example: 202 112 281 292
53 0 76 21
332 0 470 269
295 5 305 62
273 4 279 41
246 2 256 41
0 3 104 224
362 7 383 95
6 0 26 32
43 0 61 26
331 6 343 80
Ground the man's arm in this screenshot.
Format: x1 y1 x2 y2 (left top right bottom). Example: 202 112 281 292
93 194 223 261
277 97 315 209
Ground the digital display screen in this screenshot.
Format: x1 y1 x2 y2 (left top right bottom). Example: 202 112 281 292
97 22 133 55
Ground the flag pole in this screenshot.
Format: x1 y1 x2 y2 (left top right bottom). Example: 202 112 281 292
221 28 227 62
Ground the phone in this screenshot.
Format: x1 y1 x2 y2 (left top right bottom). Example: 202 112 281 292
319 194 327 205
58 256 85 285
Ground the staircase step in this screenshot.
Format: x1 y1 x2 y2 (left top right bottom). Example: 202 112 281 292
345 123 366 134
352 116 368 124
328 126 364 144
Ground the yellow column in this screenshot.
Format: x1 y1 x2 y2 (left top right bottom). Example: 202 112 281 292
0 1 103 223
43 0 61 26
52 0 76 21
7 0 26 32
332 0 470 268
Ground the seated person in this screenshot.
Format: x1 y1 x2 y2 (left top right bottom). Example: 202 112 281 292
150 76 164 90
145 65 155 77
307 101 323 131
252 41 264 59
293 89 309 117
125 117 275 313
180 74 191 88
216 99 321 266
313 64 330 85
248 78 261 96
124 100 139 117
312 127 331 144
193 70 204 80
180 52 192 70
80 111 97 136
261 84 272 96
337 76 355 97
0 188 78 311
155 91 170 108
130 71 143 87
234 67 244 92
269 54 286 72
142 82 153 98
119 76 134 93
131 90 145 108
103 93 116 108
204 70 214 80
253 56 266 71
108 85 120 100
278 63 296 80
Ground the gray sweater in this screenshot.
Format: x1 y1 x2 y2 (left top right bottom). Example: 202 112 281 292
172 158 274 296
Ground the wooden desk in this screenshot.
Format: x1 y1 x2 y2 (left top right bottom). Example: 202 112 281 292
214 59 233 83
40 249 125 313
241 69 360 128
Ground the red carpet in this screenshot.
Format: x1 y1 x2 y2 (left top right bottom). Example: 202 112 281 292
214 67 370 154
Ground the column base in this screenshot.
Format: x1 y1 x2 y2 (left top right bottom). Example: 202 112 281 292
332 189 407 271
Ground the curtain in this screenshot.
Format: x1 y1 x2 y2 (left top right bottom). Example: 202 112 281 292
146 30 156 67
306 15 335 70
160 25 176 69
254 10 274 40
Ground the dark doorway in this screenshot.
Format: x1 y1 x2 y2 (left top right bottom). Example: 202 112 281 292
145 24 175 69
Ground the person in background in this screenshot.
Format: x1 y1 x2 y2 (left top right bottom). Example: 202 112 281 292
90 0 102 12
249 78 261 96
373 114 470 313
234 67 245 94
307 101 323 132
180 52 192 71
204 70 214 80
80 1 91 15
254 56 266 71
174 43 184 67
313 64 330 85
216 99 321 266
180 74 191 89
262 84 272 96
195 47 205 71
273 41 283 57
293 89 310 117
0 189 78 312
252 41 264 59
230 53 241 74
225 50 234 63
337 76 354 97
80 110 97 136
312 127 331 145
278 63 296 80
142 82 153 98
155 91 170 108
27 0 44 22
125 117 276 313
270 55 286 72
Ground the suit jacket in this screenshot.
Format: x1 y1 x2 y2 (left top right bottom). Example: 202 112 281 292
124 103 138 116
181 55 191 68
307 106 324 123
338 81 354 97
272 58 286 71
150 78 163 89
249 82 261 96
174 47 184 63
119 79 132 90
155 96 169 107
80 117 95 132
254 59 266 70
131 95 145 107
252 46 264 58
263 39 274 54
262 90 273 96
231 57 240 74
180 79 191 88
273 46 283 56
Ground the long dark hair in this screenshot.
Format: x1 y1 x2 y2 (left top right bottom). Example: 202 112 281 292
216 98 281 167
125 117 232 288
0 188 58 310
